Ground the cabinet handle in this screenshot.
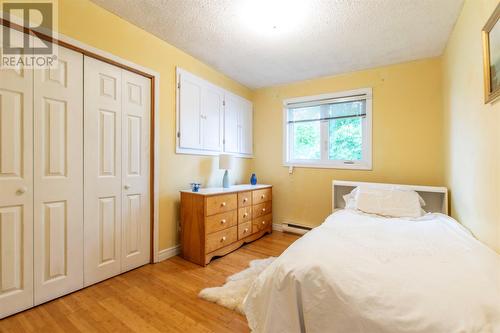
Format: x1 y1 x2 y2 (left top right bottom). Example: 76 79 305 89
221 202 226 207
261 194 265 199
220 219 226 224
243 213 248 218
243 198 248 202
124 184 131 190
221 236 226 242
16 186 27 195
262 208 266 212
262 221 266 225
244 228 249 233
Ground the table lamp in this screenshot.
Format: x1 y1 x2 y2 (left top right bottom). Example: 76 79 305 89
219 154 233 188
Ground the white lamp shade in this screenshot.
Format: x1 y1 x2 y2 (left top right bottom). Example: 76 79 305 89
219 154 233 170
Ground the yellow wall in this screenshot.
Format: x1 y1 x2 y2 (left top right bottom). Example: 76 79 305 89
253 58 445 228
442 0 500 252
54 0 253 250
18 0 498 253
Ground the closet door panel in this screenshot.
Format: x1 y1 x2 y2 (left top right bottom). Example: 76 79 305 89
178 72 202 149
223 93 239 154
201 86 223 151
121 70 150 271
0 45 34 318
33 45 84 304
240 99 253 155
84 56 122 286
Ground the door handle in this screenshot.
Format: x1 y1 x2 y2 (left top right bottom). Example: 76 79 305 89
16 186 27 195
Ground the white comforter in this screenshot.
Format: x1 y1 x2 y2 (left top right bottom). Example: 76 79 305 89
243 210 500 333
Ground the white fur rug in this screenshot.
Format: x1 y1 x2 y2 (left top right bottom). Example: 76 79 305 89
198 257 275 314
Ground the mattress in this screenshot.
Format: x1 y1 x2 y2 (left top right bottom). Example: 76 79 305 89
243 210 500 333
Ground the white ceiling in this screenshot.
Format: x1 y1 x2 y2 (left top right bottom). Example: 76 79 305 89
91 0 464 89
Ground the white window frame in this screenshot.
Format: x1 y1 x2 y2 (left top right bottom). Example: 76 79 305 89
283 87 372 170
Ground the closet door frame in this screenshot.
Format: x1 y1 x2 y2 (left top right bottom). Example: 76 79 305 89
0 17 162 263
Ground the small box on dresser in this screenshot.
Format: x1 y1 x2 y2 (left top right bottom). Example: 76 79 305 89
180 185 273 266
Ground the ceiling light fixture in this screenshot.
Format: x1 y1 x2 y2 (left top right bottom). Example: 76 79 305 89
239 0 307 35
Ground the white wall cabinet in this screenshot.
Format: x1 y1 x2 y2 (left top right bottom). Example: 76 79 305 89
176 68 253 157
0 26 151 318
177 69 223 152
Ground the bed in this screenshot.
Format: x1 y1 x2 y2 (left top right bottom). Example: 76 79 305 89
243 181 500 333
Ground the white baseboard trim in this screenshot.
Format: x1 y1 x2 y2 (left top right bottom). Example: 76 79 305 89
272 223 283 232
157 245 181 262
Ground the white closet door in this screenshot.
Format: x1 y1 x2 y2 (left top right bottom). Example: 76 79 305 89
0 33 34 317
33 45 83 304
84 56 123 286
239 99 253 155
178 72 202 150
201 85 223 151
223 93 240 154
121 70 150 271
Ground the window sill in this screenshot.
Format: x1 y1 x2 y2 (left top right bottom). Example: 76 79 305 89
283 161 372 170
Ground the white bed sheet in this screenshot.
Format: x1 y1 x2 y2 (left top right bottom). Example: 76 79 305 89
243 210 500 333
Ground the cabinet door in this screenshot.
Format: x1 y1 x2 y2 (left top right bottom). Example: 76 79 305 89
0 32 34 318
201 85 223 151
121 70 151 272
84 56 123 286
239 99 253 155
224 92 253 155
223 93 240 154
33 45 84 304
178 71 202 150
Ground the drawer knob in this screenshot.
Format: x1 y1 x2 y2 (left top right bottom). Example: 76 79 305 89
243 198 248 202
220 219 226 224
262 208 266 212
221 236 226 242
261 194 265 199
221 202 226 207
243 213 248 218
262 221 266 225
16 186 27 195
244 228 249 233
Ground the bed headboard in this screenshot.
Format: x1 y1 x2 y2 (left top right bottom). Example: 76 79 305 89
332 180 449 215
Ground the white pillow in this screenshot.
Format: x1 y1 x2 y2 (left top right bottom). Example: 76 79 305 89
343 188 358 209
344 187 426 207
348 186 425 218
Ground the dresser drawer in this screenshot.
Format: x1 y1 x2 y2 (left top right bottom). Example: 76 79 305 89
238 222 252 239
253 201 272 219
206 194 237 216
238 191 252 207
206 210 237 234
238 206 252 223
253 214 272 233
206 226 237 253
252 188 271 205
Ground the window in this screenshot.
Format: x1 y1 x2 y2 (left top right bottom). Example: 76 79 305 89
284 88 372 169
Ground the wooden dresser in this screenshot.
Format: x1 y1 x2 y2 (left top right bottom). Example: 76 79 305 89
180 184 272 266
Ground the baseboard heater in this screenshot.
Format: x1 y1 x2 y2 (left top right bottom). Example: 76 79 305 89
282 222 313 235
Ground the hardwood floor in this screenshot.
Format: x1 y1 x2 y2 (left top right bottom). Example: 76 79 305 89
0 231 299 333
